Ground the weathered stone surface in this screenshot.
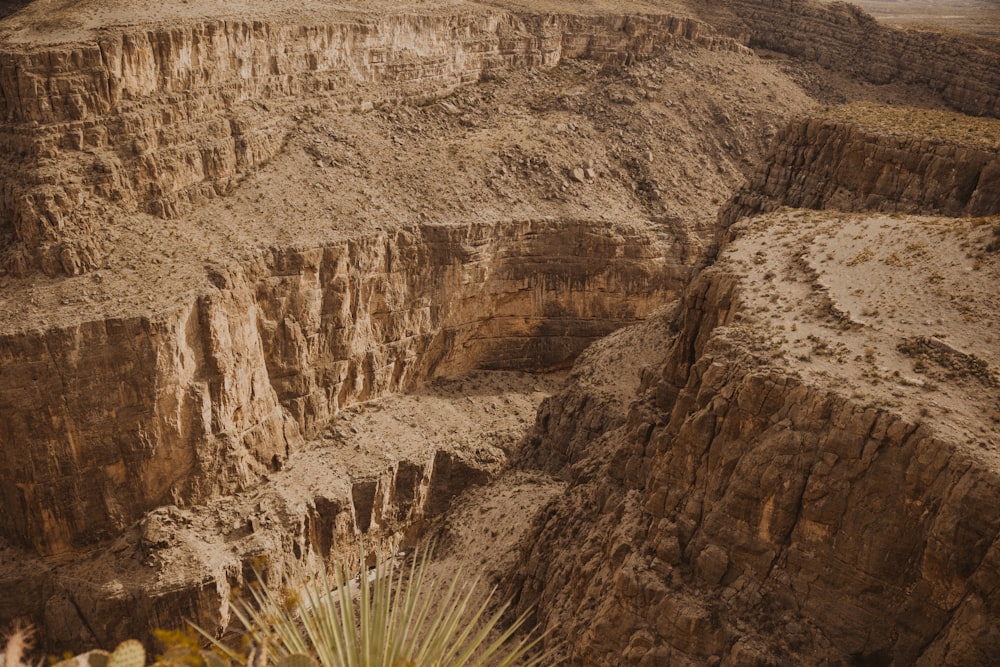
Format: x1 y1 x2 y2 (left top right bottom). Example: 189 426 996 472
725 115 1000 222
514 256 1000 664
1 369 559 651
720 0 1000 118
0 10 745 277
2 0 999 660
0 218 682 556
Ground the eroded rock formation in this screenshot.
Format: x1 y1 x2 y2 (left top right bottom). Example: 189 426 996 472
721 0 1000 118
726 111 1000 222
514 222 1000 665
2 0 1000 662
0 10 744 277
1 218 678 556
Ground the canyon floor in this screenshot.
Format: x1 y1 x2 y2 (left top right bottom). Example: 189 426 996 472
1 0 1000 665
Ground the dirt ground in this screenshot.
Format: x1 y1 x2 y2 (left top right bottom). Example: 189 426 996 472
842 0 1000 36
721 210 1000 457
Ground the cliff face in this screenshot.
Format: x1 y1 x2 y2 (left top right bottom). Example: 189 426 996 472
1 369 558 651
3 0 1000 659
0 218 680 556
0 11 745 277
516 250 1000 665
726 114 1000 222
722 0 1000 118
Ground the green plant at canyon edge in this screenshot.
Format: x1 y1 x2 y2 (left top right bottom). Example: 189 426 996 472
197 547 553 667
1 551 553 667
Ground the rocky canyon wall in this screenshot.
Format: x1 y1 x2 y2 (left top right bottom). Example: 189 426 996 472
515 267 1000 665
0 218 681 556
0 11 745 277
722 0 1000 118
725 114 1000 222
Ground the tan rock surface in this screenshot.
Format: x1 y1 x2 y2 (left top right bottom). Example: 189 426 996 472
727 106 1000 222
0 18 810 560
515 211 1000 664
1 0 1000 662
1 369 563 648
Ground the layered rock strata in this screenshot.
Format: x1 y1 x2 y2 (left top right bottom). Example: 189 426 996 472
0 10 745 277
0 218 679 557
722 0 1000 118
726 111 1000 222
514 212 1000 665
1 370 559 651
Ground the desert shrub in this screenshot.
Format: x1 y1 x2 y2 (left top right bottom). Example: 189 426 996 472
197 547 553 667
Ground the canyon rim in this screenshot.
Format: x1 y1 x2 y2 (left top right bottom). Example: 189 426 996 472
1 0 999 664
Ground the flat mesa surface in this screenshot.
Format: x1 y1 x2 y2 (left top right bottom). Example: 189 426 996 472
721 210 1000 459
829 0 1000 36
820 102 1000 150
0 0 710 44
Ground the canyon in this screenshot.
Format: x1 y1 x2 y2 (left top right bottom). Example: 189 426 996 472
0 0 999 664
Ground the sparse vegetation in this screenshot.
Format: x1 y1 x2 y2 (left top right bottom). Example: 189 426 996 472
194 548 551 667
0 551 550 667
897 336 997 386
986 224 1000 253
820 102 1000 150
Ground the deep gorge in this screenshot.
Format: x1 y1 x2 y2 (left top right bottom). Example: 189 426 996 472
1 0 999 663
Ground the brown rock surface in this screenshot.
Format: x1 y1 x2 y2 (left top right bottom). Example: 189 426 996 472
514 212 1000 664
0 7 745 277
727 105 1000 222
1 0 1000 662
1 369 563 648
0 219 681 557
720 0 1000 117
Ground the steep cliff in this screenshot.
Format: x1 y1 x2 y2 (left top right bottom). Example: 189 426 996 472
0 370 563 650
0 9 746 277
3 0 999 659
721 0 1000 118
515 210 1000 665
726 104 1000 222
0 7 808 560
0 218 680 557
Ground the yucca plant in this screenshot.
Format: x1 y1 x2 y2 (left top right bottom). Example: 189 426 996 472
199 547 553 667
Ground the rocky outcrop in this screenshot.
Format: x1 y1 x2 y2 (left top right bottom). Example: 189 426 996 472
1 431 504 651
721 0 1000 117
0 218 682 557
725 115 1000 222
514 266 1000 665
0 10 746 277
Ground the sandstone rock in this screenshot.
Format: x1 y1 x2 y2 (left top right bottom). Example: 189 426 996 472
0 10 746 277
0 220 682 556
720 0 1000 118
514 261 1000 665
2 0 998 659
695 544 729 585
724 114 1000 222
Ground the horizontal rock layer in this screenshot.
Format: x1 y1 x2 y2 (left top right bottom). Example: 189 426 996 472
0 10 745 276
0 217 683 556
515 267 1000 665
723 0 1000 118
725 116 1000 222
